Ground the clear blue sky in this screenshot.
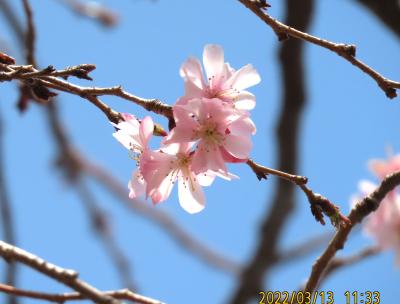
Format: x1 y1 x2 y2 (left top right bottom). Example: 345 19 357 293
0 0 400 303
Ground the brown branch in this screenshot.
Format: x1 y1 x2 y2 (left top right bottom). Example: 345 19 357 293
304 171 400 291
57 0 119 27
0 241 121 303
0 61 173 123
0 283 162 304
238 0 400 98
230 1 314 303
246 159 307 184
247 159 350 227
356 0 400 39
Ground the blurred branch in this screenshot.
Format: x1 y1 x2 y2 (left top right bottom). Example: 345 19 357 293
356 0 400 38
0 242 163 304
0 114 18 304
76 181 136 291
81 156 242 274
277 233 331 264
57 0 119 27
238 0 400 98
0 284 162 304
22 0 36 67
304 171 400 291
318 246 380 286
231 1 314 303
0 0 25 48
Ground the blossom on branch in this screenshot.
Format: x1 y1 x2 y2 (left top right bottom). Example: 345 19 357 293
113 114 154 199
113 45 260 213
165 97 255 175
179 44 261 110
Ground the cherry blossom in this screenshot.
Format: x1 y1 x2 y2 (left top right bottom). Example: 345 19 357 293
113 114 154 199
179 44 261 111
369 154 400 180
354 181 400 265
140 143 212 214
165 97 255 175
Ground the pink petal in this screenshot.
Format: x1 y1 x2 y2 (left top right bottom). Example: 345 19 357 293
224 134 252 159
151 176 174 204
128 170 146 198
196 172 215 186
113 130 141 152
163 126 197 145
139 116 154 147
225 64 261 91
203 44 224 80
178 176 205 214
192 143 227 174
184 79 205 99
234 91 256 110
180 57 204 89
229 116 256 136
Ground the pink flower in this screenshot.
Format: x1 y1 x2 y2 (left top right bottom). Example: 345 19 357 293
113 114 154 199
140 143 212 214
165 97 255 175
179 44 261 110
369 154 400 180
354 181 400 265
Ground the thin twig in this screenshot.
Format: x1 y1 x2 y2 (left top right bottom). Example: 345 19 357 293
0 241 120 304
238 0 400 98
0 61 173 123
246 159 307 184
247 159 350 227
304 171 400 291
0 283 162 304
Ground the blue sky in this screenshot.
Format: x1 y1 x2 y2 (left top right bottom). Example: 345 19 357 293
0 0 400 303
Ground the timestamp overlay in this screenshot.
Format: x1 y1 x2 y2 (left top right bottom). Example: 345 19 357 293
258 291 381 304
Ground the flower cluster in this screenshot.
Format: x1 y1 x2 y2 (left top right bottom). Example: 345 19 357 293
113 45 260 213
352 154 400 265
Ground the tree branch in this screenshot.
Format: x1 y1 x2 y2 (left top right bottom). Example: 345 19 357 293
238 0 400 98
356 0 400 39
0 241 121 304
0 61 172 123
0 283 162 303
0 283 162 304
304 171 400 291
